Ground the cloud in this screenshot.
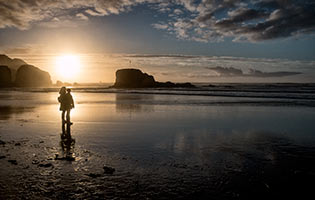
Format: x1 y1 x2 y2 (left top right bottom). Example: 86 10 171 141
152 23 168 30
38 18 80 28
247 69 302 77
206 66 243 76
160 0 315 42
173 9 183 15
76 13 89 21
1 44 44 54
0 0 314 42
2 46 33 54
85 9 103 16
206 66 301 77
0 0 147 30
125 54 199 59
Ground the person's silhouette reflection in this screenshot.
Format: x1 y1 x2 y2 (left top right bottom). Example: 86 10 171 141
59 122 75 161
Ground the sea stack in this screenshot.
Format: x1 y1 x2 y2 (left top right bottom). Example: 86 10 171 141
113 68 156 88
112 68 195 88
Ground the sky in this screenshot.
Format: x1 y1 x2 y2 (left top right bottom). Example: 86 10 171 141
0 0 314 83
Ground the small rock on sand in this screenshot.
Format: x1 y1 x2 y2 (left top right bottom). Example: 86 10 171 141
54 154 75 161
86 173 102 178
32 160 39 164
0 140 6 145
8 160 18 165
103 165 115 174
38 163 53 168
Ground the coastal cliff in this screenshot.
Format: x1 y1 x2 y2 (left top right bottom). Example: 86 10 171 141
0 55 52 87
15 65 52 87
0 65 12 87
0 54 26 81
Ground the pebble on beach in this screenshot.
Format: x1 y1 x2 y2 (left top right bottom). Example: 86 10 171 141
103 165 115 175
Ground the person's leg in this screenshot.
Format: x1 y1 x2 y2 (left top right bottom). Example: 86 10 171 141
61 111 65 123
66 109 71 123
61 110 66 137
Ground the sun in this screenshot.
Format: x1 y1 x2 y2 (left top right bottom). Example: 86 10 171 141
55 54 81 81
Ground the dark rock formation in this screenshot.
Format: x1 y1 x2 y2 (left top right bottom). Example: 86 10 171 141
0 54 27 70
0 139 6 145
113 68 156 88
0 54 27 81
15 65 52 87
0 65 12 87
0 55 26 69
86 173 102 178
56 80 63 86
0 55 53 87
112 68 195 88
155 81 195 88
103 165 115 174
38 163 53 168
8 160 18 165
55 80 73 87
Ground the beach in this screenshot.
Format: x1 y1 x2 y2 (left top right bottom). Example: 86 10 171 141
1 86 315 199
1 0 315 198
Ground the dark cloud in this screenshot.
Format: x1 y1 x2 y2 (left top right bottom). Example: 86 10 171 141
206 66 301 77
226 5 315 41
227 8 268 24
247 68 302 77
161 0 315 42
0 0 314 42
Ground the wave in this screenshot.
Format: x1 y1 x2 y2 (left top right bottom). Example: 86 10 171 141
4 83 315 107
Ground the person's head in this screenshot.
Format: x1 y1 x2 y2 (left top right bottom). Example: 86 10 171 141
67 88 71 93
59 87 66 95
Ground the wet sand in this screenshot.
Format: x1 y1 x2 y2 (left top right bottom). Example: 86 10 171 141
1 91 315 199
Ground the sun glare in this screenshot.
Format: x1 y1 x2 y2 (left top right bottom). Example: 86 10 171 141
55 54 81 81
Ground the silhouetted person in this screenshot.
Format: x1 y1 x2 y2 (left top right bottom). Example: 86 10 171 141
57 87 75 161
58 86 66 122
64 88 75 124
58 87 75 125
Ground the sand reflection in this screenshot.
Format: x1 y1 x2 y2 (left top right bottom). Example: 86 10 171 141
0 106 34 120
